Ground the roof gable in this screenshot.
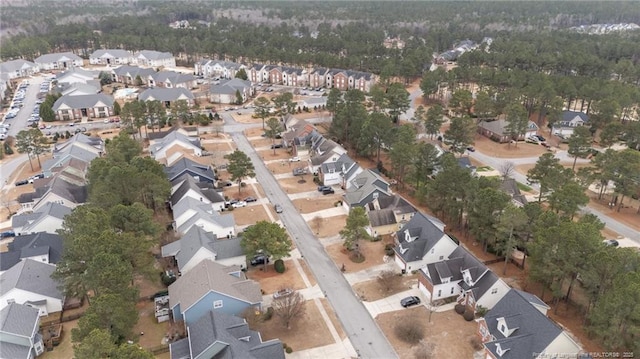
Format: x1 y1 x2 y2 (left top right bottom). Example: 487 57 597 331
0 259 62 299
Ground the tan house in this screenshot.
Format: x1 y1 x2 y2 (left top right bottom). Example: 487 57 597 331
52 94 114 121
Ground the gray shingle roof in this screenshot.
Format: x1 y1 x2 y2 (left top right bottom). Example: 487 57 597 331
90 49 132 58
169 260 262 312
149 129 201 156
171 310 284 359
52 93 114 111
0 341 32 359
0 59 37 73
394 212 448 262
112 65 156 78
11 202 71 234
561 110 589 124
151 70 196 85
164 158 216 183
34 52 82 64
137 50 174 60
170 175 224 207
0 302 39 338
4 233 64 272
210 78 251 95
500 178 527 206
483 289 566 359
139 87 194 102
176 208 235 236
343 169 390 206
161 226 244 271
0 259 62 300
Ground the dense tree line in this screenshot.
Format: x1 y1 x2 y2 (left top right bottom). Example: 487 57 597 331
53 132 167 358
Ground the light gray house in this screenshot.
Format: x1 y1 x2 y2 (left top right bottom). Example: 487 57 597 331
34 52 83 71
111 65 156 85
342 169 391 210
89 49 134 65
319 153 362 187
209 78 253 104
134 50 176 68
195 59 244 79
169 310 284 359
138 87 195 107
366 194 416 237
169 260 262 326
161 226 246 274
0 303 45 358
552 111 589 137
0 232 63 274
0 59 39 79
149 71 197 89
51 93 114 121
42 134 104 176
0 259 64 316
165 158 216 184
11 202 72 236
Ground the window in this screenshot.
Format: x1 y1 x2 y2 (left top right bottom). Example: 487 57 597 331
491 288 498 294
439 256 444 260
213 300 223 309
6 299 15 304
437 290 441 297
451 287 455 294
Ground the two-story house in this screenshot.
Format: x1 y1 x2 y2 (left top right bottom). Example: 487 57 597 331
319 153 362 187
365 194 417 237
0 303 45 358
342 169 391 210
0 233 63 274
11 202 72 236
89 49 134 66
138 87 195 108
209 78 253 104
134 50 176 68
34 52 83 71
149 129 202 162
165 158 216 184
111 65 156 85
0 59 40 79
393 212 458 272
552 111 589 137
0 259 64 316
169 260 262 326
51 93 114 121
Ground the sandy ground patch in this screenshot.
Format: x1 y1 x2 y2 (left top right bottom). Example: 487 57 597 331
312 215 346 238
298 259 318 287
232 112 262 124
277 177 317 194
588 195 640 233
293 195 342 214
221 184 260 201
325 240 387 273
246 259 307 293
134 275 166 299
250 300 335 352
39 319 79 359
352 274 418 302
133 300 171 349
250 138 273 148
377 307 480 359
202 140 235 154
266 161 297 175
319 298 346 340
245 127 264 137
230 205 274 226
473 134 548 158
515 162 593 176
257 148 291 161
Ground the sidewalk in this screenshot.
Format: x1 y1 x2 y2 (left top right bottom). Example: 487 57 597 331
286 338 356 359
300 207 347 221
362 287 457 318
343 262 396 285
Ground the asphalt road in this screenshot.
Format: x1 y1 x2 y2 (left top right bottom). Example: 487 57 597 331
230 131 398 359
5 76 44 137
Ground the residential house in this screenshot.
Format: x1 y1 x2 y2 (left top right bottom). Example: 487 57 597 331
209 78 253 104
457 157 477 176
281 120 317 157
0 259 64 316
11 202 72 236
58 83 101 97
0 233 63 274
0 59 39 79
366 194 416 237
0 72 10 101
170 174 226 212
34 52 83 71
281 67 306 87
195 59 243 79
319 153 362 187
342 169 391 210
149 129 202 162
418 246 510 311
267 66 283 84
111 65 156 85
499 178 527 207
89 49 134 66
172 197 235 238
161 226 246 274
54 68 99 86
298 97 327 111
134 50 176 68
248 64 268 83
149 71 197 89
51 93 114 121
552 111 589 137
165 157 216 184
138 87 195 108
393 212 458 273
17 167 88 212
477 119 539 143
308 68 329 88
41 134 103 177
0 303 45 358
329 69 349 91
169 310 284 359
308 137 346 175
347 70 375 92
169 260 262 326
477 289 582 359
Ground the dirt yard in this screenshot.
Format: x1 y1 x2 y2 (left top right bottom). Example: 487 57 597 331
39 319 79 359
588 195 640 232
473 134 549 158
377 307 480 359
311 215 346 238
133 300 171 349
325 240 387 273
250 138 273 148
244 127 264 138
231 112 262 124
266 161 297 175
229 205 274 226
292 195 342 214
245 259 308 293
250 300 335 352
257 148 291 161
202 140 235 154
277 177 317 194
221 184 261 201
352 274 418 302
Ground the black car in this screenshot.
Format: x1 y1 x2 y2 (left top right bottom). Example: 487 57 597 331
15 179 29 186
0 231 15 239
270 143 283 149
400 296 421 308
317 185 331 192
244 196 257 203
250 254 269 266
322 188 335 195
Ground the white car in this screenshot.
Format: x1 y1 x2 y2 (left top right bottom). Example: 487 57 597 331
289 156 301 162
232 201 247 208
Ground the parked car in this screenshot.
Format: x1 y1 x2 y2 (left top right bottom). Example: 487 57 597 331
525 136 540 144
466 146 476 152
400 296 421 308
15 179 29 186
289 156 301 162
322 188 335 195
29 173 44 181
232 201 247 208
225 198 239 206
0 231 15 239
244 196 257 203
603 239 620 247
317 185 331 192
273 288 294 299
270 143 283 149
274 204 283 213
250 254 269 266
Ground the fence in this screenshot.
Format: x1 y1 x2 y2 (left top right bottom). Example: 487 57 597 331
149 344 170 355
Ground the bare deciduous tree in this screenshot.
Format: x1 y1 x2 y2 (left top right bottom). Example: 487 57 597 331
499 161 516 180
377 270 400 293
272 290 306 329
